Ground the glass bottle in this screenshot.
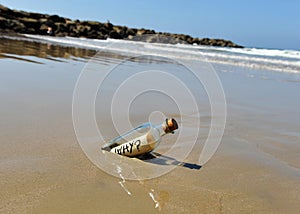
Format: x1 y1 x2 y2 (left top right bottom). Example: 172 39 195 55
101 118 178 157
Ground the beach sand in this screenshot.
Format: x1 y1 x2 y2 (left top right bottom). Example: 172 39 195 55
0 37 299 213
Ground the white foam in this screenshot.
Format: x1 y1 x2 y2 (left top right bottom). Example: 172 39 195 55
23 34 300 74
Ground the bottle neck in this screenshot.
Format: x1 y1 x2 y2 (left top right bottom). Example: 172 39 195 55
155 123 172 137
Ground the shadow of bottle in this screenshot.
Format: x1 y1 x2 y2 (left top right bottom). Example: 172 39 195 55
138 152 202 170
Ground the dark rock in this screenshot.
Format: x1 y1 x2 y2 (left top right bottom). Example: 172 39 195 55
87 21 103 31
126 28 137 36
0 17 27 33
78 25 90 37
55 32 67 37
116 26 128 38
69 31 79 37
109 30 122 39
19 17 41 31
0 4 9 12
192 38 200 44
39 24 49 34
99 26 109 36
28 12 47 20
56 23 68 33
104 21 113 30
11 20 26 32
38 18 48 24
44 20 56 30
48 15 66 23
86 30 105 39
136 28 148 35
0 4 243 48
0 17 9 28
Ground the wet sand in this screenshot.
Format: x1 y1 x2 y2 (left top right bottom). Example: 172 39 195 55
0 37 300 213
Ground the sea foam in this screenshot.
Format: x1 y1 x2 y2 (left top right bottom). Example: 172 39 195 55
22 34 300 74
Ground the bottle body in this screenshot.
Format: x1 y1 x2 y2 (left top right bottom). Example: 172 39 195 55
110 124 162 157
101 118 178 157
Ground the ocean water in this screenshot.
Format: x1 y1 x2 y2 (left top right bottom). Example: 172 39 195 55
0 35 300 213
22 34 300 74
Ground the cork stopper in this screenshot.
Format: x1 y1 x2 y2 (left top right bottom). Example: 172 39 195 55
164 118 178 133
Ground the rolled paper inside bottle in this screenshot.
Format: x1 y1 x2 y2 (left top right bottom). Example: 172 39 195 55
110 134 156 157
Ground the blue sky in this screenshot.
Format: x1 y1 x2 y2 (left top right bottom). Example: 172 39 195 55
1 0 299 50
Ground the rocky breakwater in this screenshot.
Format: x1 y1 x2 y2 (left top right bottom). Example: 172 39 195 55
0 5 243 48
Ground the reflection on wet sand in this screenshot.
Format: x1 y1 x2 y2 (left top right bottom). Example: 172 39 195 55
0 35 185 65
0 36 97 61
115 163 171 211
